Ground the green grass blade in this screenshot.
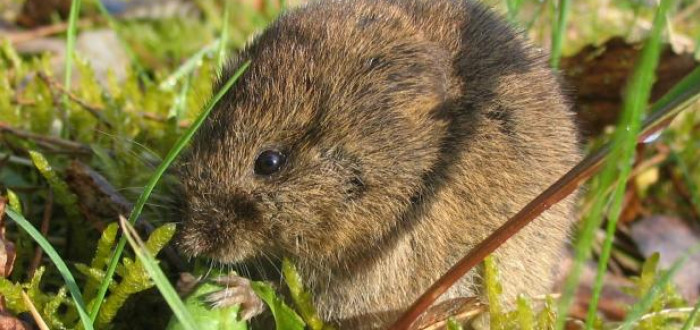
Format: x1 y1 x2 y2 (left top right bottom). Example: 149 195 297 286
119 216 196 330
217 0 232 71
4 209 94 330
549 0 571 69
584 1 673 327
505 0 525 22
646 67 700 125
62 0 83 137
168 74 192 132
159 39 222 91
619 244 700 330
553 0 673 328
89 61 251 322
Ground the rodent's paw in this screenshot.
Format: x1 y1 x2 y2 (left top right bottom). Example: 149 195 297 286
206 273 266 321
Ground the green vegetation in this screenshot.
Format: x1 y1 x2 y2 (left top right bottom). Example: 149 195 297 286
485 253 699 329
559 0 674 327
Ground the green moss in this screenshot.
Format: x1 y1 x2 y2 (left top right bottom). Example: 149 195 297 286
95 223 176 328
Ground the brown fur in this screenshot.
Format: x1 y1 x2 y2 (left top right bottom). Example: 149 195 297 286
174 0 580 327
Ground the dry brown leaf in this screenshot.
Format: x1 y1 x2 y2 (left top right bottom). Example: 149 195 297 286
15 0 71 28
21 291 49 330
64 161 131 229
561 37 698 138
554 250 635 321
0 197 16 278
0 312 31 330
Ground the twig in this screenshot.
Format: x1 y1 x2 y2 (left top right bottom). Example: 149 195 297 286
12 96 36 106
37 72 113 128
0 152 40 168
0 197 6 235
141 112 191 128
628 145 669 178
32 72 184 129
0 122 91 154
390 69 700 329
5 19 94 45
392 135 606 330
28 191 53 278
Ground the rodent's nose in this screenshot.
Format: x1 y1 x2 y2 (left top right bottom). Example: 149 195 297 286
226 193 261 221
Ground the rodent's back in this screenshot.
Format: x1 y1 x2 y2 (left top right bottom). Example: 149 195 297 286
384 0 581 305
178 0 580 327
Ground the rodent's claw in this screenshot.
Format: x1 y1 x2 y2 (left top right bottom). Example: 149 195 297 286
206 273 266 321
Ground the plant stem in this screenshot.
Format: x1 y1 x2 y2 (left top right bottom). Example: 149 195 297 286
582 1 673 327
61 0 83 138
549 0 571 69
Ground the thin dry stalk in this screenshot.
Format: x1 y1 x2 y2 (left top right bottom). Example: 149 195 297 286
0 197 6 232
6 19 94 45
0 122 91 154
20 291 49 330
37 72 112 128
28 191 53 277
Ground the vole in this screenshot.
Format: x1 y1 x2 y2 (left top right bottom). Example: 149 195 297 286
174 0 580 327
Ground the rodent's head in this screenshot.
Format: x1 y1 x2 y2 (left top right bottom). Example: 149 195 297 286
176 1 452 266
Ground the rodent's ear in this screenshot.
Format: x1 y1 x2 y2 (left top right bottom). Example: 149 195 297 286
375 38 452 125
394 60 451 125
406 81 449 123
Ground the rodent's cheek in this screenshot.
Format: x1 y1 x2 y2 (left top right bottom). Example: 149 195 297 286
174 221 209 257
265 193 350 257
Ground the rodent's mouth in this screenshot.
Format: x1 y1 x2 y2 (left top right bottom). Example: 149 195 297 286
176 223 261 264
200 245 258 264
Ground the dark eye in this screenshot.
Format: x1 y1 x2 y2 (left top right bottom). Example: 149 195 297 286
254 150 286 176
